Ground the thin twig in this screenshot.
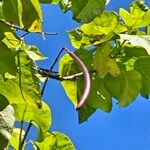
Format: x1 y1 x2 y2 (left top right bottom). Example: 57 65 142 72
41 48 64 96
0 20 57 36
19 121 32 150
38 67 96 81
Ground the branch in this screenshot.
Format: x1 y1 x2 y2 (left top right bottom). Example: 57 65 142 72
38 67 96 81
0 20 57 37
41 48 64 96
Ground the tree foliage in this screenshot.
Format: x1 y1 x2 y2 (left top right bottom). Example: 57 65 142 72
0 0 150 149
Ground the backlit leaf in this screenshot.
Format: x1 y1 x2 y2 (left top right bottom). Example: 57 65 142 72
104 70 142 107
13 101 51 141
68 12 127 48
134 56 150 98
33 131 75 150
93 43 120 77
0 21 20 77
119 1 150 28
0 105 15 149
0 50 42 107
2 0 42 32
10 128 25 150
119 34 150 55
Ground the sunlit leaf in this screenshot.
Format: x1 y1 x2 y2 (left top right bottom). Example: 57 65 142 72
33 131 75 150
0 105 15 149
59 49 93 106
119 34 150 55
59 53 78 106
134 56 150 98
0 21 20 77
21 43 46 61
68 12 127 48
13 101 51 141
147 26 150 35
0 50 42 107
104 70 142 107
93 43 120 77
87 74 112 112
10 128 25 150
0 2 4 19
119 1 150 28
2 0 42 32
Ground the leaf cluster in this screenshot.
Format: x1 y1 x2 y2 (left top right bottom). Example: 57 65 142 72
0 0 150 149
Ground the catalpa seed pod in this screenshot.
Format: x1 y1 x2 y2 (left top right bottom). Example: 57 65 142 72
63 47 91 110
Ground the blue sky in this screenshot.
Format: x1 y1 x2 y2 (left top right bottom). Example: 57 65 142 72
24 0 150 149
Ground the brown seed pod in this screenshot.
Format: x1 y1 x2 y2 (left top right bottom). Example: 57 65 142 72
63 47 91 110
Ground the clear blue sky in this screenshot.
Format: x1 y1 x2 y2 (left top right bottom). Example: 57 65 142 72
24 0 150 149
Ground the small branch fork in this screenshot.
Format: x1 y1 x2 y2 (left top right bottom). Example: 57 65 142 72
38 67 95 81
40 47 92 110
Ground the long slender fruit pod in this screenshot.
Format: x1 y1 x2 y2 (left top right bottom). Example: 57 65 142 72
62 47 91 110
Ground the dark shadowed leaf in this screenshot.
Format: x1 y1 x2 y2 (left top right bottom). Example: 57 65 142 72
134 56 150 98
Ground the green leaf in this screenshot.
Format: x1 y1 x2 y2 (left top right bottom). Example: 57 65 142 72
123 45 149 58
147 26 150 35
70 0 106 23
12 101 51 141
21 43 46 61
115 44 149 71
0 21 20 77
86 74 112 112
93 43 120 77
119 34 150 55
33 131 75 150
59 49 97 123
104 70 142 107
77 74 112 123
59 53 78 106
2 0 42 32
0 2 4 19
0 94 9 111
39 0 60 4
59 49 93 106
59 0 71 12
68 12 127 48
119 1 150 29
78 104 96 124
10 128 25 150
0 105 15 149
0 50 42 107
134 56 150 98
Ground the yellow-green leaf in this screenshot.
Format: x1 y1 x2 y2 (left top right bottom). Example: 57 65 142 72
13 102 51 141
134 56 150 98
10 128 25 150
0 21 20 77
104 70 142 107
93 43 120 77
33 131 75 150
2 0 42 32
119 1 150 29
